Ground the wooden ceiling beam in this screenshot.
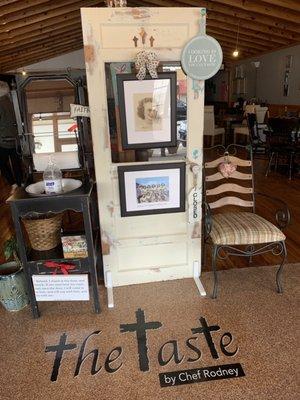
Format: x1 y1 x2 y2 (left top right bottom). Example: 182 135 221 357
0 18 80 44
0 0 53 17
207 28 273 51
0 13 80 41
175 0 300 34
1 0 81 23
260 0 300 12
212 0 300 23
0 0 103 33
207 19 291 46
220 43 256 56
208 11 300 41
129 1 300 38
1 44 83 73
213 37 267 53
128 0 182 7
0 36 83 64
0 28 83 55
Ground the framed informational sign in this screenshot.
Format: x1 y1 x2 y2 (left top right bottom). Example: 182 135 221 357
116 72 177 149
118 163 185 217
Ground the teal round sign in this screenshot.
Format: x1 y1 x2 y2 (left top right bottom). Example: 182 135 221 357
181 35 223 80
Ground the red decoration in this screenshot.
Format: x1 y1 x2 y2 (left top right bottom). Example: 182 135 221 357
68 124 78 132
44 261 76 275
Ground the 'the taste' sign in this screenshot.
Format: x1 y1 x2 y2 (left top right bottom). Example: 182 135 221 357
181 35 223 81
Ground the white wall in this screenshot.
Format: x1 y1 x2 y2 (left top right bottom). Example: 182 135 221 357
13 49 85 72
232 44 300 105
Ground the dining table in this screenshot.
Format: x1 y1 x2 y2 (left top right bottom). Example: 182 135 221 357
221 114 244 146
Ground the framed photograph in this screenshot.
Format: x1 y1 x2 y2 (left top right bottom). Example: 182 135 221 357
118 162 185 217
116 72 177 149
285 55 292 69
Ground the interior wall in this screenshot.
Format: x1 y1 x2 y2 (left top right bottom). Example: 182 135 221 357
12 50 85 72
205 69 229 103
231 44 300 105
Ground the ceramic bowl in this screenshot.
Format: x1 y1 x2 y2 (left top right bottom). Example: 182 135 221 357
25 179 82 197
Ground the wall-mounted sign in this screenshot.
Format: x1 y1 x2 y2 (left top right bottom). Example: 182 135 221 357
70 104 90 118
181 35 223 81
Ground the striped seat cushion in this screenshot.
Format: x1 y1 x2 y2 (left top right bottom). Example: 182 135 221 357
210 212 285 245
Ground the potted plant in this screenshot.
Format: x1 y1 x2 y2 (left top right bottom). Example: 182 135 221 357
0 236 29 312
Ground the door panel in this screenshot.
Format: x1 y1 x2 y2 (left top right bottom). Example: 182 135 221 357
81 7 205 287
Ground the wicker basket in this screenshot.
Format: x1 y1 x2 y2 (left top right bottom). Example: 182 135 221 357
22 213 63 251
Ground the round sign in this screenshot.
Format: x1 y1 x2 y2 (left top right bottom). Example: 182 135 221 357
181 35 223 81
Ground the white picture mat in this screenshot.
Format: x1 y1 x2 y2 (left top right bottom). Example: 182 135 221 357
124 78 171 144
32 274 90 301
124 168 181 212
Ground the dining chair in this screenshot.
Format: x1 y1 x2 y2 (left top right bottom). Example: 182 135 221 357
203 144 290 299
233 113 257 145
255 106 269 140
265 117 299 180
204 106 225 147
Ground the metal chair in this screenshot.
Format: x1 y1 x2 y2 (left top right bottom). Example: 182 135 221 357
203 144 290 299
265 117 299 180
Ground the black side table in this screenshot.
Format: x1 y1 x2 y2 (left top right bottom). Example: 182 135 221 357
7 180 101 318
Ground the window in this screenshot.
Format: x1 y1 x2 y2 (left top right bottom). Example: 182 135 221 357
32 112 78 153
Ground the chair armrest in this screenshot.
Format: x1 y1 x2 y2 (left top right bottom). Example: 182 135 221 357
202 201 213 239
255 192 291 230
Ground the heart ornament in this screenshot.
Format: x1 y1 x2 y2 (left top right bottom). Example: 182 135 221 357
218 161 237 178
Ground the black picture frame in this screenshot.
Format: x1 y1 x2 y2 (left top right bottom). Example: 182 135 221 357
116 72 177 150
118 162 186 217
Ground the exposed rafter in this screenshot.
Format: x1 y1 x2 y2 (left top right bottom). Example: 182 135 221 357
0 1 299 73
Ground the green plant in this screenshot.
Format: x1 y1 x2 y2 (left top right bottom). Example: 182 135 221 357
3 236 20 266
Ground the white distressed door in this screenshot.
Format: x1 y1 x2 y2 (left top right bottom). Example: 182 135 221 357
81 7 205 286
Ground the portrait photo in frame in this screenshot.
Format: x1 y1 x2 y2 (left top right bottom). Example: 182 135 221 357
118 162 186 217
116 72 177 149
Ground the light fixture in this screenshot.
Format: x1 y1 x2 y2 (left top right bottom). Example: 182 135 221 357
232 21 240 57
21 69 27 76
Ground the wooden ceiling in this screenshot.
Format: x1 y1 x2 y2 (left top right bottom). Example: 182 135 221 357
0 0 299 72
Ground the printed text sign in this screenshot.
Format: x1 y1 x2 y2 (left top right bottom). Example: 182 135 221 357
159 363 245 387
32 275 89 301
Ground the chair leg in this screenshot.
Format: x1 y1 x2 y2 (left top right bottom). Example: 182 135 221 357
265 152 275 176
211 245 218 299
288 152 294 180
247 245 254 264
276 241 287 294
275 152 279 172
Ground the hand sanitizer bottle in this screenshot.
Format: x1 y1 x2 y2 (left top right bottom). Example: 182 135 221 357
43 156 62 194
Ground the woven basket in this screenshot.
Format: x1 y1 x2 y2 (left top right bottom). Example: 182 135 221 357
22 213 63 251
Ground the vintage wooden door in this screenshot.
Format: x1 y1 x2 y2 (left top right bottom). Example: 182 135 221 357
81 7 205 288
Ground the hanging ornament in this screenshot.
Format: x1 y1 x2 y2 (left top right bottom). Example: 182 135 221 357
105 0 127 7
135 50 159 80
